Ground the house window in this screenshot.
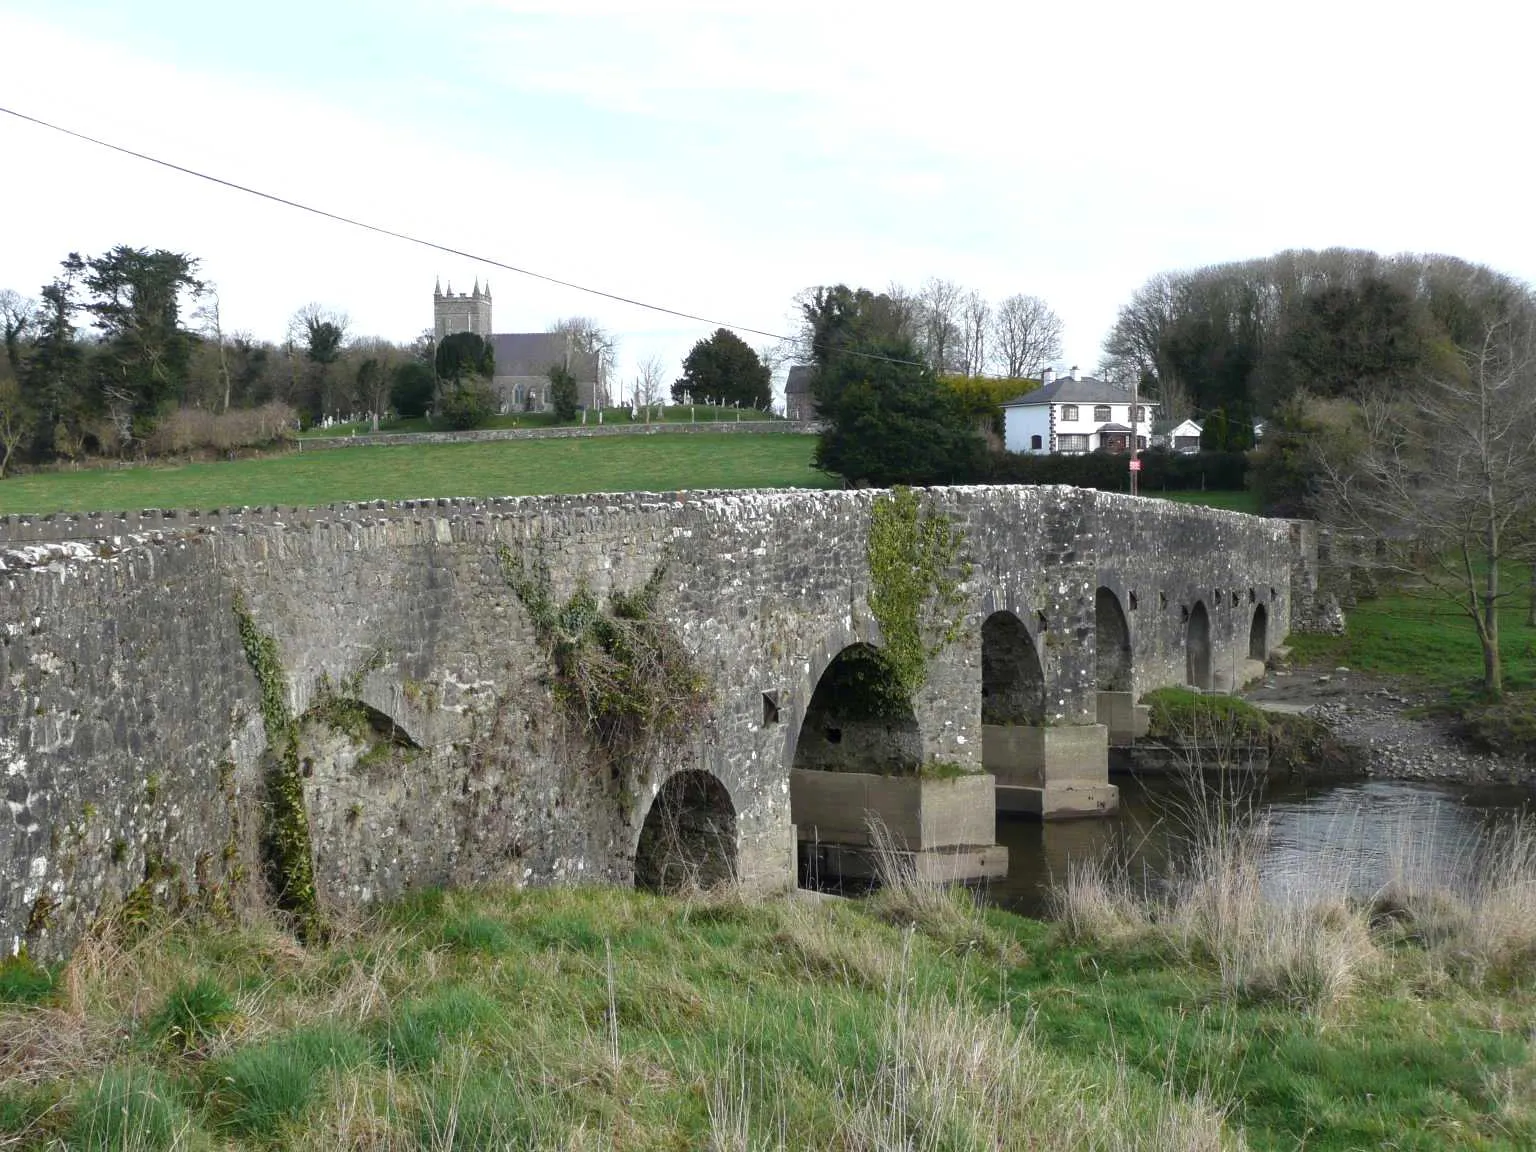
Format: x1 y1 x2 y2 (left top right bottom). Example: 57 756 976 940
1030 434 1042 450
1133 405 1146 423
1057 433 1090 453
1136 435 1148 450
1061 404 1079 421
1093 405 1112 422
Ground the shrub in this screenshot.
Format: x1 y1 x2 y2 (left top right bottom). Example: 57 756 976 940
982 448 1249 492
139 403 297 457
0 952 55 1004
438 380 498 430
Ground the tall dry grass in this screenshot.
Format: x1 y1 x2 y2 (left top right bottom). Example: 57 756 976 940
139 403 298 457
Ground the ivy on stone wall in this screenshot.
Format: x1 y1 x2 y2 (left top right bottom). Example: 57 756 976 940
232 591 323 942
499 545 709 796
867 487 971 698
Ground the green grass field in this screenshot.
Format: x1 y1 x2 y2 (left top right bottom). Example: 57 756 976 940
1 885 1530 1150
296 405 781 438
1288 567 1536 693
0 435 836 515
1155 488 1262 514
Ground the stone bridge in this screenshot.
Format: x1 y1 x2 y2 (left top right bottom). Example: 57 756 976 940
0 486 1309 955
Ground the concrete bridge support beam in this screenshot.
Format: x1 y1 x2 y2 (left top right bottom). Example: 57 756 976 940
982 723 1117 819
1096 691 1150 747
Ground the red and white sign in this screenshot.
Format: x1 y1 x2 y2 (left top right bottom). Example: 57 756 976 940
1129 458 1142 472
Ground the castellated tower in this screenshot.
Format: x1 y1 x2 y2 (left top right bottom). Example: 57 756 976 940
433 277 492 340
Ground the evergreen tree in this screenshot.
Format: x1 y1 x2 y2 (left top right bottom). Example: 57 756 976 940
549 363 579 420
813 338 985 486
671 328 771 407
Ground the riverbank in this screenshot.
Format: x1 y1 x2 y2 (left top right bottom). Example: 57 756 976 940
1248 665 1536 786
2 876 1532 1150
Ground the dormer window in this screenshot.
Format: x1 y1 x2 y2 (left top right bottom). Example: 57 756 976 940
1061 404 1079 421
1093 405 1112 422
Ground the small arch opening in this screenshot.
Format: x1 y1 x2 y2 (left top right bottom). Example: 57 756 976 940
793 644 920 775
1186 601 1212 690
634 770 738 893
1094 588 1133 692
1249 604 1269 662
982 611 1045 725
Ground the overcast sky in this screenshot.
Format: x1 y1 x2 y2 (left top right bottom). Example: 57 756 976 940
3 1 1534 401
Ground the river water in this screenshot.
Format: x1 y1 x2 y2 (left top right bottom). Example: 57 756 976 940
987 775 1536 917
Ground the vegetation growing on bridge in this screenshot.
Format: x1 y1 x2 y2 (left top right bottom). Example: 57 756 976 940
500 546 709 801
867 486 970 699
231 592 323 942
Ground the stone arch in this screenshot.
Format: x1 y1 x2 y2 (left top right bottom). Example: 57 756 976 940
792 643 920 775
1186 601 1212 690
1249 603 1269 662
634 770 738 892
982 611 1045 725
1094 587 1133 692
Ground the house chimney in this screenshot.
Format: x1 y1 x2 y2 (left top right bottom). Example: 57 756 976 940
1042 367 1054 386
1069 365 1079 380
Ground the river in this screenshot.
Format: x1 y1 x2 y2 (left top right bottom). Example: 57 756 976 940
987 775 1536 917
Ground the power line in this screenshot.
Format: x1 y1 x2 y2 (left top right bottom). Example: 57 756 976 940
0 103 937 372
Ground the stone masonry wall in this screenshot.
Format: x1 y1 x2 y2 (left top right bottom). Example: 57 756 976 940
2 486 1297 957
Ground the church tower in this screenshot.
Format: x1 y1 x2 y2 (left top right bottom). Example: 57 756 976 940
433 277 493 340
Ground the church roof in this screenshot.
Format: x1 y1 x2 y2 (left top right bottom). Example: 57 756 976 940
490 333 599 382
1001 376 1143 407
785 364 815 394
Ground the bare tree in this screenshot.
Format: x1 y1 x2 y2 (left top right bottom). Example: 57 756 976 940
550 317 616 407
1317 318 1536 698
917 277 964 374
959 290 991 377
0 374 29 477
635 354 666 411
192 283 232 412
993 293 1063 380
1 290 37 377
351 337 407 430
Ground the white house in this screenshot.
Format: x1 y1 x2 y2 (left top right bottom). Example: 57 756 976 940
1168 419 1203 454
1002 368 1157 455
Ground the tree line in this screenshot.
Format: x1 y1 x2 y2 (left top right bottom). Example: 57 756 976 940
0 247 621 472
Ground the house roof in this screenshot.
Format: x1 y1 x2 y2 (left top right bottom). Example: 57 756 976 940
1001 376 1152 407
785 364 814 394
1096 423 1133 433
489 333 599 382
1170 418 1203 436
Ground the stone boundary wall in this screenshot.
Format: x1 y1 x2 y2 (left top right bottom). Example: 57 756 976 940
295 419 823 451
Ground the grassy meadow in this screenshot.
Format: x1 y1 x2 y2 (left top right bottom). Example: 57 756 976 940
2 865 1534 1151
0 435 836 516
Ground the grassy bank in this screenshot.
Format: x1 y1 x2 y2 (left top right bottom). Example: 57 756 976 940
0 435 835 516
1287 565 1536 760
2 874 1533 1150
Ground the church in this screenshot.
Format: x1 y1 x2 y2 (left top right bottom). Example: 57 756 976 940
433 280 603 411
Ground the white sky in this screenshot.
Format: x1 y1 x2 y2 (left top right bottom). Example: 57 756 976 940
3 1 1534 399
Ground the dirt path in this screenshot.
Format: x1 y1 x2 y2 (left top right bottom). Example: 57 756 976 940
1244 666 1534 786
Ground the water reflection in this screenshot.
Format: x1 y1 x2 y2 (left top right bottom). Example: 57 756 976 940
988 775 1535 918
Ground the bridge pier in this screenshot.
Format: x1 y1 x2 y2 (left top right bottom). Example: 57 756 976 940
983 723 1117 818
791 769 1008 884
1096 691 1150 746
